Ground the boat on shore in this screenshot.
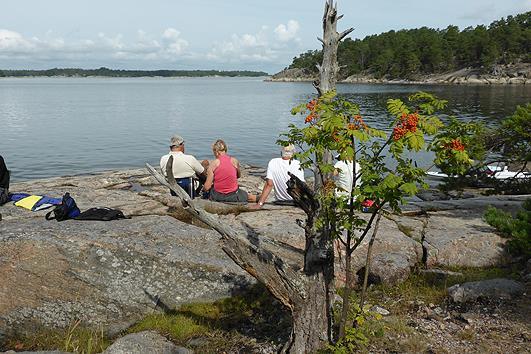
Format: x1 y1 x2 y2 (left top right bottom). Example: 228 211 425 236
427 165 531 181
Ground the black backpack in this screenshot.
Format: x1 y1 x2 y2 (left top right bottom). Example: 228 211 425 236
45 193 81 221
75 207 129 221
0 156 10 206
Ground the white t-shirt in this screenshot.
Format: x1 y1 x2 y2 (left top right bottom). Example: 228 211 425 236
266 158 305 201
160 151 204 178
334 160 361 197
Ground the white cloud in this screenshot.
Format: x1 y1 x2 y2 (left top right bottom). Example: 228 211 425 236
98 32 124 50
0 29 34 52
0 21 300 69
133 30 160 53
207 21 301 64
161 28 188 55
0 28 190 64
207 27 273 62
274 20 300 42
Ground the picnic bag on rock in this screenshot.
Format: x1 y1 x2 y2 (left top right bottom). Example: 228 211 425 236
45 193 81 221
75 207 129 221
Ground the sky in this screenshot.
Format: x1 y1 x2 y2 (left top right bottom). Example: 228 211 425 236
0 0 529 73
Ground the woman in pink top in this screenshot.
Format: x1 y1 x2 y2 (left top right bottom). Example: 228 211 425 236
203 139 257 203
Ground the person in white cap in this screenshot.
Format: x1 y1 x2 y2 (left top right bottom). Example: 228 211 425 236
333 154 361 198
160 134 206 198
252 145 305 208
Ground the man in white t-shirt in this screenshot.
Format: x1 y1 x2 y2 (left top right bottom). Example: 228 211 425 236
333 155 361 197
160 134 206 198
253 145 305 208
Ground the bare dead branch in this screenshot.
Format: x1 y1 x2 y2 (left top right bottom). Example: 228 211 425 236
339 28 354 41
313 80 322 97
322 1 330 25
329 0 338 22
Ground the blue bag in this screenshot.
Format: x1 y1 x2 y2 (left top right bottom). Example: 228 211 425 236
45 192 81 221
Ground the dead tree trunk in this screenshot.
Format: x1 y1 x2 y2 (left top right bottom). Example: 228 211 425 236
287 0 353 353
288 0 353 351
316 1 353 95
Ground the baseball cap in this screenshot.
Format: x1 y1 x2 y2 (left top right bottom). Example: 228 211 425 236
170 135 184 146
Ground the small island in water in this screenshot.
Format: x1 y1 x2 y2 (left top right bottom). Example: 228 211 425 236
0 67 269 78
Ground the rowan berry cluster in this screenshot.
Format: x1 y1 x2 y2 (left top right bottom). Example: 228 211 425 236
305 99 318 123
347 115 367 130
393 112 419 140
445 138 465 151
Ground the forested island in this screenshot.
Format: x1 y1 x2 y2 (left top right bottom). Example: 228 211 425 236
0 67 269 78
271 12 530 84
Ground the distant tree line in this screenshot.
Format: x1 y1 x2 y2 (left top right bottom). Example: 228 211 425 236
0 67 269 78
289 12 530 79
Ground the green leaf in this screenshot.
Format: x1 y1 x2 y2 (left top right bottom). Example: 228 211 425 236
400 182 418 195
382 173 403 189
420 116 444 135
406 131 425 151
290 103 306 115
387 98 409 118
367 128 387 139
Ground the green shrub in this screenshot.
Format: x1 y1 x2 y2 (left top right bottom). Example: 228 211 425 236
484 199 531 259
327 304 384 353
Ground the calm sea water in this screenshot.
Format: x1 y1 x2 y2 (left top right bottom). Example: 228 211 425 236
0 77 529 181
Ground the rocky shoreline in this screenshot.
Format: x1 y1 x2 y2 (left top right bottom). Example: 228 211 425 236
1 166 529 352
266 63 530 85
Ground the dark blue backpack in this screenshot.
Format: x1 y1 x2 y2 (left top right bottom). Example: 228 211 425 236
45 193 81 221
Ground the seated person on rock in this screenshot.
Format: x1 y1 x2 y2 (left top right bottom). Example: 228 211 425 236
252 145 305 209
203 139 257 203
333 154 361 198
160 134 207 199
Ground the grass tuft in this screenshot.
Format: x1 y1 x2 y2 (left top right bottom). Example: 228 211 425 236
128 313 208 342
457 328 476 341
128 284 290 352
3 321 109 354
396 223 415 238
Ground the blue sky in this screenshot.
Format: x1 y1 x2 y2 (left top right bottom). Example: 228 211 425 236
1 0 529 73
